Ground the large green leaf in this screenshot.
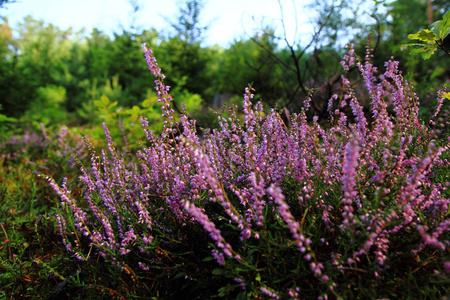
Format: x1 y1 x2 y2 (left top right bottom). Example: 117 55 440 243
408 29 437 44
437 10 450 39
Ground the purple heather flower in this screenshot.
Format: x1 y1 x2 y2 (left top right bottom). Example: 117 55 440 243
233 277 246 290
40 123 48 141
183 201 233 264
73 252 85 261
211 249 225 266
142 43 164 79
260 287 280 299
444 261 450 273
341 138 360 228
138 262 150 271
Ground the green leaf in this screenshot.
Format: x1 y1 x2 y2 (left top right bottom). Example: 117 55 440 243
109 101 118 109
218 284 240 297
0 114 16 123
408 29 437 44
142 99 153 108
437 10 450 39
127 105 141 120
202 256 215 262
173 272 187 279
409 44 437 60
212 268 225 275
431 20 442 37
430 67 445 80
93 100 101 108
101 95 110 106
431 11 450 40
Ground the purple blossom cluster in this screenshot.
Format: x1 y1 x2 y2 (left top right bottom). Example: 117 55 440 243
1 124 86 168
47 44 450 299
0 125 49 162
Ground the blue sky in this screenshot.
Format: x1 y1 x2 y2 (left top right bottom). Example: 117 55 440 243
1 0 316 47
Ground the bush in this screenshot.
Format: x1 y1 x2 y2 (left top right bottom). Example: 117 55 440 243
45 43 450 299
0 123 92 299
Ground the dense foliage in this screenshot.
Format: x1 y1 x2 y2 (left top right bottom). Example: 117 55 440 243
0 0 449 126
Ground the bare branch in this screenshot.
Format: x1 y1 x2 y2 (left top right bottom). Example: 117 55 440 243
296 1 335 61
250 37 296 72
366 12 381 56
277 0 291 48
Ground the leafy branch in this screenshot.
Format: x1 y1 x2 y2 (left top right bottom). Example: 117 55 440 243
406 10 450 59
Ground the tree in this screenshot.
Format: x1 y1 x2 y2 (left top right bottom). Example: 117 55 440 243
0 16 75 118
0 18 22 118
0 0 15 8
168 0 208 44
407 9 450 58
158 0 212 102
246 0 368 116
244 0 449 118
211 30 292 107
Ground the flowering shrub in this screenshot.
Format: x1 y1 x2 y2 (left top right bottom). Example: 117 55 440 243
1 124 86 169
0 124 87 218
46 43 450 299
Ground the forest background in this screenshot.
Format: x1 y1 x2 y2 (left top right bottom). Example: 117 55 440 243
0 0 449 141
